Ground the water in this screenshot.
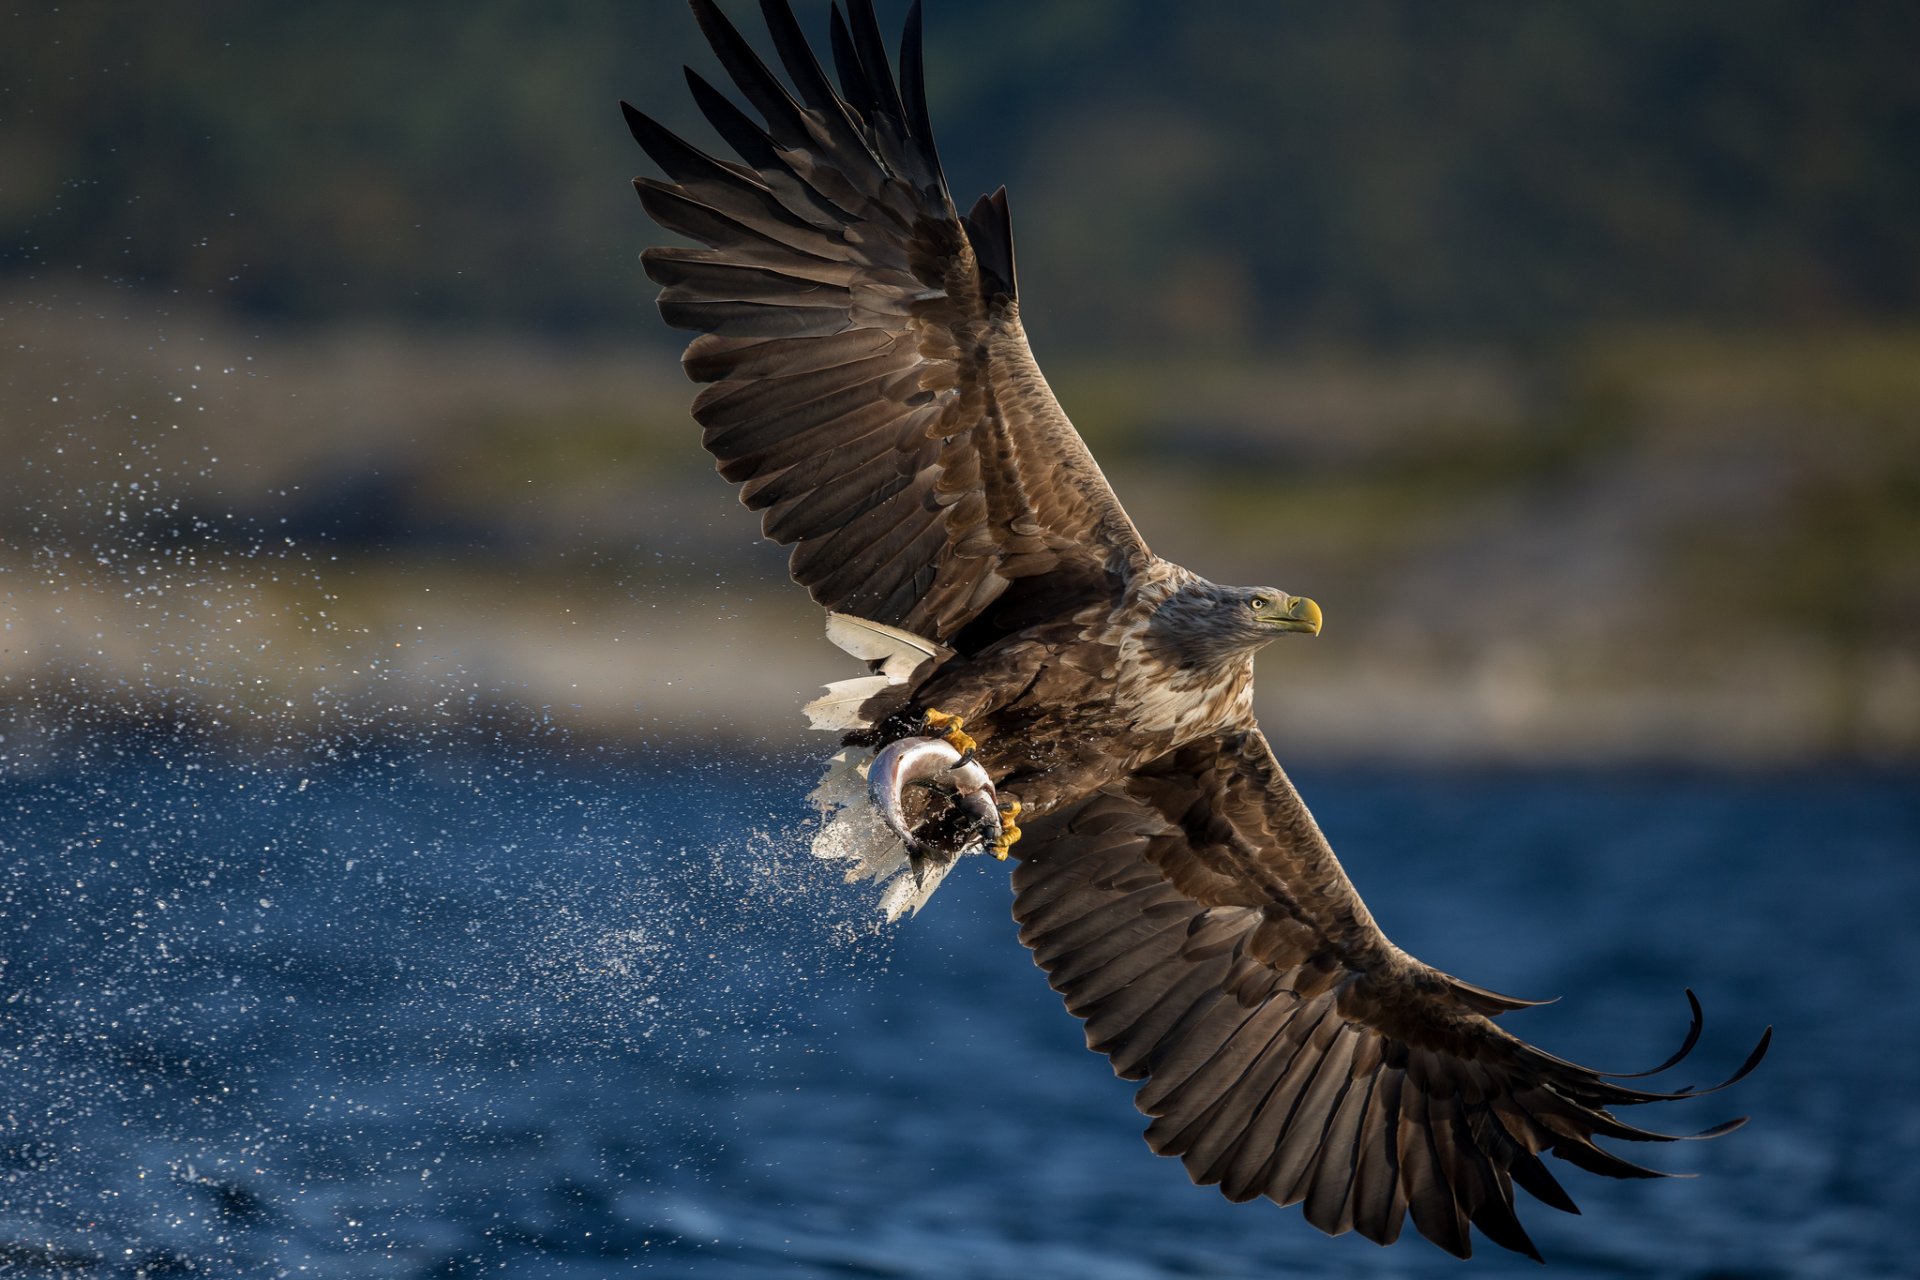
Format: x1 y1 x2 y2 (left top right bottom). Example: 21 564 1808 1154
0 731 1913 1277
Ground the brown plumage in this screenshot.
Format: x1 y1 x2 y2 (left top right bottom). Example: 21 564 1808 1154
625 0 1767 1260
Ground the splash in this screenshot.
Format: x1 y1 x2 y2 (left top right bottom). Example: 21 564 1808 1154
0 295 901 1274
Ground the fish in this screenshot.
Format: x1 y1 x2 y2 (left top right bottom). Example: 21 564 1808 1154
866 735 1003 873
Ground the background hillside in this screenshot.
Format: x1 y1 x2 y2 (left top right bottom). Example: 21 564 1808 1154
2 0 1916 761
8 1 1920 343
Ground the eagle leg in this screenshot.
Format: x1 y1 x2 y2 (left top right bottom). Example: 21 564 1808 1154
921 707 978 756
989 797 1023 861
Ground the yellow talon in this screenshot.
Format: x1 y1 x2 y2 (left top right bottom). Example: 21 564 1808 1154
990 798 1023 861
923 707 977 756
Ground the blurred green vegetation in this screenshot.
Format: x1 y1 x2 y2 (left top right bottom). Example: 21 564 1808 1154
5 294 1914 758
3 2 1917 759
4 1 1919 346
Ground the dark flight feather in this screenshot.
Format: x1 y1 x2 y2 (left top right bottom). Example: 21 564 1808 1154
632 0 1147 647
1009 731 1769 1260
846 0 908 129
690 0 818 151
897 3 938 156
759 0 872 158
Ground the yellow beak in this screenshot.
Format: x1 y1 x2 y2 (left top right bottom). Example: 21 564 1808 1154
1277 595 1322 636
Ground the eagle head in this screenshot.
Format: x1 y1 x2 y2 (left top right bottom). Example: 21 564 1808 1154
1149 580 1322 668
1235 585 1323 643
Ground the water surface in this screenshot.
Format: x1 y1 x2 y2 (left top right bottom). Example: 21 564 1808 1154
0 732 1912 1277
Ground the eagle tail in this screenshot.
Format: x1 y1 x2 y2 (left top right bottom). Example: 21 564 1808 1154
822 611 953 681
803 675 895 732
806 614 959 919
805 611 950 733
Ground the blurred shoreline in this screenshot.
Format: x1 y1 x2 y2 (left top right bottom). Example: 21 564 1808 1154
4 291 1915 766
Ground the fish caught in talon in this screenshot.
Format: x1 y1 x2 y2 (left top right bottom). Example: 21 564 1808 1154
867 734 1002 860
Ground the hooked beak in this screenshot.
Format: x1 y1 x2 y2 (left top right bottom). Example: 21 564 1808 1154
1272 595 1323 636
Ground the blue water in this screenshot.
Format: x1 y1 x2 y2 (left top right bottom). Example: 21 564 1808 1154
0 729 1914 1277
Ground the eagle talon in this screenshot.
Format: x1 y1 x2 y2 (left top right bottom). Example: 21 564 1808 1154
922 707 977 756
990 797 1023 861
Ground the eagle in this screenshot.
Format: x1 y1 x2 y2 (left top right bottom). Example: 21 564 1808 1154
622 0 1767 1260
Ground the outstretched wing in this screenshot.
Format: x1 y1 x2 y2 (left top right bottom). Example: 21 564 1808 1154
626 0 1148 645
1011 731 1768 1260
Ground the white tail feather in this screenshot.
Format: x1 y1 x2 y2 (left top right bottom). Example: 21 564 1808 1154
803 675 895 731
807 615 961 920
822 612 951 683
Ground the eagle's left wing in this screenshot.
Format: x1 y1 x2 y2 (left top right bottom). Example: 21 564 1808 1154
1010 731 1767 1260
626 0 1149 647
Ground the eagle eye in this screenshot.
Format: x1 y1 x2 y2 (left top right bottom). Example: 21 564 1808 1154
1250 597 1270 612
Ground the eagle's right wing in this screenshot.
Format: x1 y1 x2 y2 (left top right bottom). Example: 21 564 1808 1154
1011 730 1769 1260
626 0 1149 646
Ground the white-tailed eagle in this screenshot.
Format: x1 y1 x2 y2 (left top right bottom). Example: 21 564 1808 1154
623 0 1767 1259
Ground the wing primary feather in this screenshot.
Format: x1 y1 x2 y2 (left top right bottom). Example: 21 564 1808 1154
1187 1001 1326 1185
622 100 767 198
848 0 906 123
1481 1109 1582 1215
634 178 841 262
1136 991 1271 1116
1546 1131 1674 1181
1509 1152 1580 1216
1267 1023 1364 1206
1681 1024 1773 1097
827 4 879 120
1093 960 1233 1081
1540 1021 1774 1107
1213 1005 1330 1198
1150 997 1307 1162
962 187 1018 302
681 66 871 231
1687 1115 1751 1139
1399 1075 1470 1258
757 0 873 158
1422 1087 1482 1255
847 0 908 125
1597 988 1705 1079
1349 1065 1408 1246
1446 1104 1542 1262
898 3 940 157
1300 1062 1376 1236
1516 1009 1768 1105
689 0 815 149
683 68 800 190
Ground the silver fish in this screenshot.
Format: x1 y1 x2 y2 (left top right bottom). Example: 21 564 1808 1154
867 735 1002 862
